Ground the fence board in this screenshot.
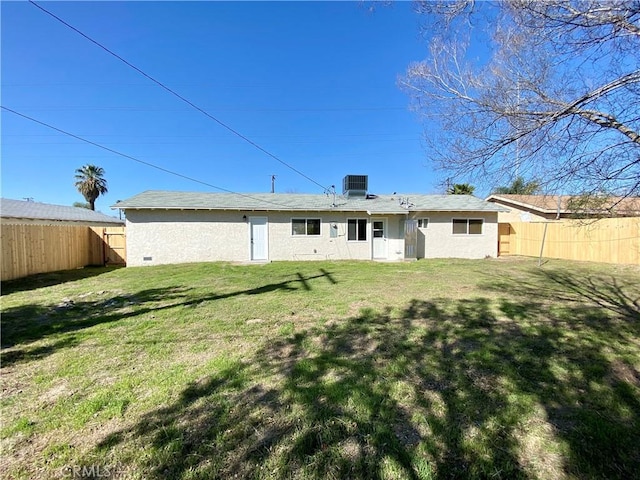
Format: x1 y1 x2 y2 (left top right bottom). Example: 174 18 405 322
1 225 126 281
500 218 640 265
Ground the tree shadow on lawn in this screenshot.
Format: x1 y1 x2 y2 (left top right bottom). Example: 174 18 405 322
92 275 639 479
0 266 122 296
1 270 337 367
482 267 640 322
0 287 190 353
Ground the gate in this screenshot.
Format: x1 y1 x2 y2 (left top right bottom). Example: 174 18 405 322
103 227 126 265
498 223 511 256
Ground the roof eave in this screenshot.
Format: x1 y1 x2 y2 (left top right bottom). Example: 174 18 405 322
486 195 557 214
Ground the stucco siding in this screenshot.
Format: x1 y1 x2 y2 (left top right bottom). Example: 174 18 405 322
125 209 499 266
125 210 248 266
260 211 371 261
125 210 399 266
415 212 499 259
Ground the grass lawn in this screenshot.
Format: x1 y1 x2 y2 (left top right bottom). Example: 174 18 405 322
1 257 639 479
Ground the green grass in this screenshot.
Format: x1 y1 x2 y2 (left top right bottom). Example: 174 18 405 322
1 258 639 479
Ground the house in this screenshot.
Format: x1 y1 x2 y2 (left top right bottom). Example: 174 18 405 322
1 198 124 226
485 194 640 223
114 177 508 266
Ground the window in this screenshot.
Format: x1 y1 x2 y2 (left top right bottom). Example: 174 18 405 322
452 218 483 235
418 218 429 228
292 218 321 236
347 219 367 241
469 219 483 235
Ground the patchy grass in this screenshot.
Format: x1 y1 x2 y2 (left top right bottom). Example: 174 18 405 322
1 258 639 479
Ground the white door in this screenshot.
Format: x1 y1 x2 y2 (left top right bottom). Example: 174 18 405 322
372 218 387 259
249 217 268 261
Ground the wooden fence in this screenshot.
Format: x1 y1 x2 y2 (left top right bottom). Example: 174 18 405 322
1 225 126 281
498 218 640 265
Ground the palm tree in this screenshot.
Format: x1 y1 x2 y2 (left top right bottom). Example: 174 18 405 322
447 183 475 195
74 164 108 211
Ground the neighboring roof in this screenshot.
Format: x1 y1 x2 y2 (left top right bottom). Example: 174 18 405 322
1 198 125 225
114 190 508 214
485 194 640 216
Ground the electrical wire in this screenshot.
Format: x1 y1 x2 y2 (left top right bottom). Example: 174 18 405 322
28 0 331 192
1 106 313 210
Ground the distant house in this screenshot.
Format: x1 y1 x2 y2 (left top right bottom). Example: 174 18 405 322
485 194 640 223
114 177 508 267
1 198 124 226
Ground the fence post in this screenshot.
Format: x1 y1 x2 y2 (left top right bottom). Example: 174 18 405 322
102 228 107 266
538 223 548 267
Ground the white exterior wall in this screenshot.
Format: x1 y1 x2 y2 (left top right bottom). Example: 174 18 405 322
125 209 498 266
125 210 247 266
125 210 407 266
415 212 499 259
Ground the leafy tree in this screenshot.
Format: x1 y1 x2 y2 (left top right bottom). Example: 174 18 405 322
447 183 475 195
566 192 624 219
72 201 91 209
402 0 640 198
74 164 108 211
493 176 541 195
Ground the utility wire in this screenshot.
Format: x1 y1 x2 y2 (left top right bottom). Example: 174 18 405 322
28 0 330 192
1 106 308 210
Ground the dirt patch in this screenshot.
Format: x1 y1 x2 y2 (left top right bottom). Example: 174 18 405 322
347 301 372 317
515 412 565 480
609 359 640 386
40 381 71 406
339 436 362 461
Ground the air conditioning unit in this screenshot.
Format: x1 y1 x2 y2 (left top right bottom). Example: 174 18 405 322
342 175 368 197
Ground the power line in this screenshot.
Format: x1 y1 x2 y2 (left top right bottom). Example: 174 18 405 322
28 0 330 192
2 105 406 112
1 106 308 210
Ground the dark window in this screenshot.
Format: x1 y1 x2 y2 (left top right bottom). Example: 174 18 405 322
469 219 483 235
307 219 321 235
347 219 367 241
292 219 306 235
292 218 321 236
452 218 483 235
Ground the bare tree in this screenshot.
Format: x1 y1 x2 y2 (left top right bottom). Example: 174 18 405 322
402 0 640 198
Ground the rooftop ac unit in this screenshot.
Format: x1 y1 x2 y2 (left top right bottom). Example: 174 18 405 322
343 175 368 197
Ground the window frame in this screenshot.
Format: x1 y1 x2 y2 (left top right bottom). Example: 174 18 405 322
291 218 321 236
417 218 430 229
347 218 368 242
452 218 484 235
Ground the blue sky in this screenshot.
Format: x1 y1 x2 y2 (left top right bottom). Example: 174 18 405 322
2 1 469 214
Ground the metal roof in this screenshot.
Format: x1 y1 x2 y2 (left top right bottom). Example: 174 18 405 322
1 198 124 225
113 190 508 214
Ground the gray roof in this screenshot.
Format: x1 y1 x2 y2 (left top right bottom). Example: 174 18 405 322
1 198 124 225
114 190 508 214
